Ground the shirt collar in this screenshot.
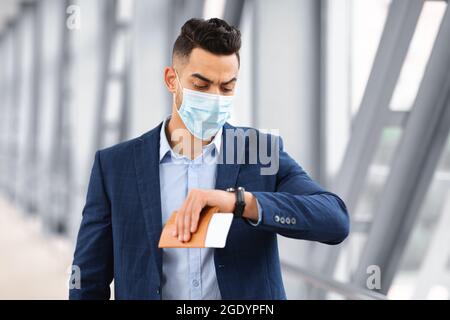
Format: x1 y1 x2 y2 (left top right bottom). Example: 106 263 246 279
159 116 222 162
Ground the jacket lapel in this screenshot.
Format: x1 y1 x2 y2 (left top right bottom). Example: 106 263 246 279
215 123 242 191
214 123 243 297
134 122 164 281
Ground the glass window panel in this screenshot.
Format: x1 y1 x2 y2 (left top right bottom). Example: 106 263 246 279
354 127 403 221
350 0 391 115
333 127 403 288
389 133 450 299
390 1 447 111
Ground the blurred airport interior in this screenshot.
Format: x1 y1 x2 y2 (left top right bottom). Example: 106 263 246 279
0 0 450 300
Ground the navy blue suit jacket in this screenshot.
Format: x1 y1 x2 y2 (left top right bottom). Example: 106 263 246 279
69 122 349 300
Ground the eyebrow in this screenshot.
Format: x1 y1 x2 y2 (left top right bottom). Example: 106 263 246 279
191 73 237 86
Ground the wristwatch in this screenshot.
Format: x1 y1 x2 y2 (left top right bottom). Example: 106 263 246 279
226 187 246 218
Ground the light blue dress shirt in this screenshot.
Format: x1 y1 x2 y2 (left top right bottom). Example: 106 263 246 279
158 117 261 300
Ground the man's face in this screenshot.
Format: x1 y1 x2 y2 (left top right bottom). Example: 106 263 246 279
166 48 240 109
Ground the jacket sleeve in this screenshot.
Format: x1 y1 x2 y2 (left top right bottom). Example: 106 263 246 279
69 150 113 300
252 137 350 245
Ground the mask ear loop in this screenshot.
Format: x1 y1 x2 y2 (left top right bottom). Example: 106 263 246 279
174 68 189 127
173 69 203 144
173 68 184 92
173 68 184 112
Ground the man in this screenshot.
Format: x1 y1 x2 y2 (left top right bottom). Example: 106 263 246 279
69 18 349 300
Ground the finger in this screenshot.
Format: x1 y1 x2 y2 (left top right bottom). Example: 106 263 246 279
178 197 192 242
172 213 178 237
183 199 194 242
190 203 202 233
177 210 184 242
176 200 188 241
173 204 185 237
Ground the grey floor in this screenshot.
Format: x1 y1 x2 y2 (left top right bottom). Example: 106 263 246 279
0 197 72 299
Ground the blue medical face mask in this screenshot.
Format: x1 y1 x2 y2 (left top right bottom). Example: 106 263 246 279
175 70 234 141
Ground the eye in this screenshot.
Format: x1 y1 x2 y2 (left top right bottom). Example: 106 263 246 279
193 83 209 90
221 87 233 93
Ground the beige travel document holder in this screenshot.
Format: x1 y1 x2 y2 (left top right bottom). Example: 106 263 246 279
158 206 234 248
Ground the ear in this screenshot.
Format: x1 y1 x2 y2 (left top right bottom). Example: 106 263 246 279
164 67 177 93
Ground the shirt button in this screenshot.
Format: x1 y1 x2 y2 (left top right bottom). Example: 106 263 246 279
285 217 291 224
156 288 160 295
291 217 296 224
280 217 285 224
192 279 199 287
274 215 280 223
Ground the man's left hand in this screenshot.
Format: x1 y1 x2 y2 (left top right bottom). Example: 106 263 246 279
172 189 258 242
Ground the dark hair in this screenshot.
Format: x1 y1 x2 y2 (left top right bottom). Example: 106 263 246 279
172 18 241 65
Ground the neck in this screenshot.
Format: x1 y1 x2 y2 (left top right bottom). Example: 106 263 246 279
166 110 212 160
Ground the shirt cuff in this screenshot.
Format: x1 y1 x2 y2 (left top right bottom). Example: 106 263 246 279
246 199 263 227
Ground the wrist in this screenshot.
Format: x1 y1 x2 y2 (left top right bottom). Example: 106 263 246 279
242 192 258 222
207 190 235 213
